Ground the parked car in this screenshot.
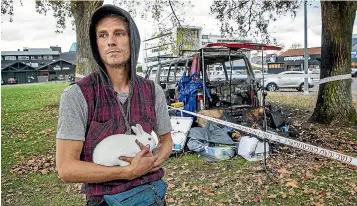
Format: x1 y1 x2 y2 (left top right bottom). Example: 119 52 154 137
263 71 314 91
252 70 269 80
7 78 17 84
352 68 357 77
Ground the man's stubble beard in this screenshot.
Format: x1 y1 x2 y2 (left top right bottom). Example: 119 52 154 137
103 52 130 69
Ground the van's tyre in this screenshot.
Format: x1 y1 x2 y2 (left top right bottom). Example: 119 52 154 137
266 83 278 91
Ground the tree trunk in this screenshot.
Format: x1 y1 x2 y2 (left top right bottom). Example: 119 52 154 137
311 1 357 124
71 1 103 76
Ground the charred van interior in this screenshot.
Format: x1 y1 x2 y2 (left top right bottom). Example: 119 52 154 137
148 46 260 113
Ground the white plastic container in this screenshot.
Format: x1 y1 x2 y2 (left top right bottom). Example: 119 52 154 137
238 136 269 161
170 117 193 152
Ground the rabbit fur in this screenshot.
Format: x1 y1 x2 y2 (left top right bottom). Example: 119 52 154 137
92 124 158 166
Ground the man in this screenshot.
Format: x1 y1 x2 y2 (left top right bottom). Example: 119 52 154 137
56 5 173 206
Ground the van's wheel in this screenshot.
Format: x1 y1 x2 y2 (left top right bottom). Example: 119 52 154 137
266 83 278 91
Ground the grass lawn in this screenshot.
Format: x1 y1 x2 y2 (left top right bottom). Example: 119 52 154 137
1 83 357 205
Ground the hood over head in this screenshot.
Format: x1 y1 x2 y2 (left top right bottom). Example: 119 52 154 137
89 4 140 86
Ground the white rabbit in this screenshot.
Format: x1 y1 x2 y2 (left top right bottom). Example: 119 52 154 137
93 124 158 166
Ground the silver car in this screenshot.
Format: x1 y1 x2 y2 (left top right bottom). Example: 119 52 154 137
263 71 314 91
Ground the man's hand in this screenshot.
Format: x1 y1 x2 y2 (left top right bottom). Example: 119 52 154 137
150 132 172 172
119 140 158 179
121 132 172 175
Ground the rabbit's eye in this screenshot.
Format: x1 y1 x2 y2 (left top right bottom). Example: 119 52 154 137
148 138 152 141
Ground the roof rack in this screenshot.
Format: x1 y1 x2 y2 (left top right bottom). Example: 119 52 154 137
204 42 282 51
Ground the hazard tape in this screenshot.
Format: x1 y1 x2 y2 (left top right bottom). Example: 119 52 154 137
319 74 351 85
168 106 357 166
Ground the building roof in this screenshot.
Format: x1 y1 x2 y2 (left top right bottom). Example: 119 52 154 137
280 47 321 56
2 62 36 71
59 51 76 64
37 59 75 70
1 48 60 56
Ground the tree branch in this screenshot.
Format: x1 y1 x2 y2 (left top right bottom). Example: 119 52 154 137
168 0 182 28
247 0 254 33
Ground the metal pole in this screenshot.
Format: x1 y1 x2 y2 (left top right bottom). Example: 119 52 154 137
229 49 233 104
304 0 309 95
201 49 206 108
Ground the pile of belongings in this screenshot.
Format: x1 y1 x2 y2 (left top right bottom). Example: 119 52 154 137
187 121 236 161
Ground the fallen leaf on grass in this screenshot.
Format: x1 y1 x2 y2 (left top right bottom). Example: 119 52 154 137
277 168 292 176
11 155 55 175
267 194 277 199
192 186 199 191
303 188 314 194
234 192 242 202
314 202 324 206
167 183 175 190
167 198 175 203
40 169 49 175
202 187 215 196
285 179 299 188
10 168 22 173
281 193 287 198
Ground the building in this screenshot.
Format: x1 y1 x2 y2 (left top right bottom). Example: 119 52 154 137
266 34 357 74
1 62 38 84
201 34 252 47
143 28 252 73
143 25 202 71
37 59 76 82
1 45 76 84
1 47 61 69
267 47 321 74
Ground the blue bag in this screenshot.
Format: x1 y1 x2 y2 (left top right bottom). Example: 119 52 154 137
103 180 167 206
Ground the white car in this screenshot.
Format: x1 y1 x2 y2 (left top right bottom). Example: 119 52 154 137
352 68 357 77
263 71 314 91
252 70 268 80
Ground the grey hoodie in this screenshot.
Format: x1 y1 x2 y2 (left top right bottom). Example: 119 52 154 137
89 4 140 86
89 5 141 134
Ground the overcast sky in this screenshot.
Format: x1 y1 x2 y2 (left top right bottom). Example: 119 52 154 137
1 0 357 62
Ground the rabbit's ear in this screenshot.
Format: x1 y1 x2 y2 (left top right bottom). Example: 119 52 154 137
136 124 144 134
131 126 141 135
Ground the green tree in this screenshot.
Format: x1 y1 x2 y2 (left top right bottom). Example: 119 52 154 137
210 0 357 124
136 65 143 72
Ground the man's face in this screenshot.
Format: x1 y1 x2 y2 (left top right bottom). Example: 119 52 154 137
96 16 130 68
